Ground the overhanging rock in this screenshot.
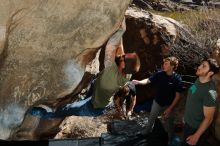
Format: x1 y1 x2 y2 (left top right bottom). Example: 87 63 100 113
0 0 131 140
0 0 131 107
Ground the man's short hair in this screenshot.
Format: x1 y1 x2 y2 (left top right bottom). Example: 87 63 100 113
163 56 179 70
115 85 129 97
204 58 219 74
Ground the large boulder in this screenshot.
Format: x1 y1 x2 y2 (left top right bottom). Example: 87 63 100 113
123 6 205 103
9 18 129 140
0 0 131 140
0 0 131 106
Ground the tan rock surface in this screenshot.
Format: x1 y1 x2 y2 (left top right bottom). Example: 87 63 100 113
54 116 108 139
0 0 131 107
0 0 131 140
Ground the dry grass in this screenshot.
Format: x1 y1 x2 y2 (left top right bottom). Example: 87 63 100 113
153 8 220 51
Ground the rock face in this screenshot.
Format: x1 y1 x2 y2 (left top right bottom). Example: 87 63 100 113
0 0 131 139
123 6 205 104
0 0 131 106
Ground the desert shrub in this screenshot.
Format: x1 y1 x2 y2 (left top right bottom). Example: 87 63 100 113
154 8 220 53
